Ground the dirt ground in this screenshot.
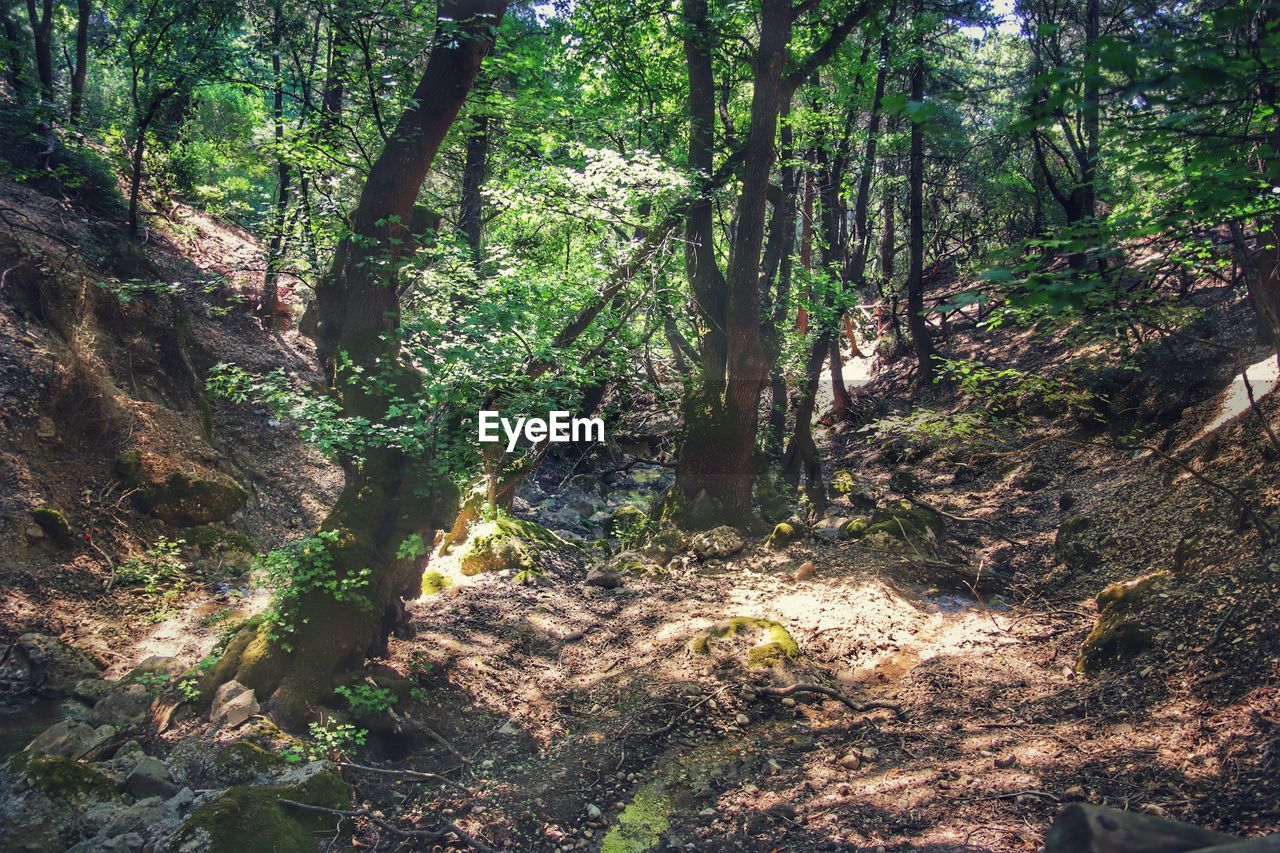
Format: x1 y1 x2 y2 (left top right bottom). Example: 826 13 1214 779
2 178 1278 851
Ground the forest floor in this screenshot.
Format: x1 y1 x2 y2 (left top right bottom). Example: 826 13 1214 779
1 179 1278 852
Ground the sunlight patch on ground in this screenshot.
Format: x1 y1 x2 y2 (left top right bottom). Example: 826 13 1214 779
815 332 876 414
1195 352 1278 441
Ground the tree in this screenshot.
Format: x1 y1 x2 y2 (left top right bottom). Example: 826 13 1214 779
212 0 508 728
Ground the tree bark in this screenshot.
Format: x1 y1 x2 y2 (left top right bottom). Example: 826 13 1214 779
69 0 90 124
2 0 26 101
459 110 489 266
215 0 507 729
24 0 53 104
670 0 791 528
260 4 291 323
906 0 934 386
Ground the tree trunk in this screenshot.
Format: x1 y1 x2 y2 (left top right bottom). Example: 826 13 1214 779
213 0 507 730
260 6 291 323
459 110 489 266
24 0 53 104
69 0 90 124
1 0 25 101
906 3 934 386
670 0 791 528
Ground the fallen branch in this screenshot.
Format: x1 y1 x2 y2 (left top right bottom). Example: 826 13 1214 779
335 760 468 791
905 495 1025 547
757 683 903 717
278 799 495 852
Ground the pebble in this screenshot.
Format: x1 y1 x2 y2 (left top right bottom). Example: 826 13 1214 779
994 754 1017 769
735 713 751 726
586 804 602 820
838 753 862 770
780 697 796 708
793 561 815 581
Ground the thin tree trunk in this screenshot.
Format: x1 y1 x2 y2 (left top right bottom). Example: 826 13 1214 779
459 110 489 266
260 5 291 323
1 0 25 100
906 1 934 386
24 0 53 104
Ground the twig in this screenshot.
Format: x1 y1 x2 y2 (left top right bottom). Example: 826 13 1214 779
277 799 496 852
757 683 903 717
335 760 468 791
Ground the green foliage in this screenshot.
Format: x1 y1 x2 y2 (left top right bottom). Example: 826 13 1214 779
283 721 367 763
334 684 395 717
97 278 184 302
117 537 188 619
255 531 371 650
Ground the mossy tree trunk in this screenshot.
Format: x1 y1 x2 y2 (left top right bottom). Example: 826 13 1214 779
217 0 507 729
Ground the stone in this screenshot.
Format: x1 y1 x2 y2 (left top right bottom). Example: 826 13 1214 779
734 713 750 726
14 633 100 696
1056 514 1100 570
131 470 248 527
210 680 258 729
1077 572 1170 674
639 529 687 566
585 565 622 589
92 684 152 728
766 522 802 550
586 803 603 820
994 754 1017 769
124 756 179 800
26 719 115 759
838 753 862 770
792 561 815 581
29 507 72 544
689 526 745 559
72 678 113 704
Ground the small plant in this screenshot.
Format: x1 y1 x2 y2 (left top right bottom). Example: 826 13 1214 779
133 671 171 694
513 565 547 586
255 531 372 650
97 278 184 303
283 721 367 763
335 683 395 717
118 537 188 619
178 677 201 702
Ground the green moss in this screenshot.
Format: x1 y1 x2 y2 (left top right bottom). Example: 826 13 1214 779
688 617 799 669
212 740 287 776
601 784 673 853
839 517 871 540
29 507 71 542
174 768 350 852
458 516 571 576
114 451 142 479
609 506 649 542
1077 572 1170 674
851 503 945 551
830 470 856 496
421 570 452 595
7 751 119 800
766 522 802 550
186 525 257 555
137 472 248 526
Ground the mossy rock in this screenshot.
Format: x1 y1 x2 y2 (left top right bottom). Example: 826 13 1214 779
6 751 119 800
689 525 745 559
29 507 71 543
754 477 793 524
185 525 256 556
211 739 288 778
420 570 453 595
638 528 688 566
457 516 571 576
844 501 945 554
114 451 142 480
766 521 804 550
830 470 856 496
1077 572 1170 674
173 763 349 852
609 506 649 542
135 471 248 526
608 550 664 576
688 617 799 669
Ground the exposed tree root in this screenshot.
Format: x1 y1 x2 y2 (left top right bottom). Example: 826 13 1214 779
278 799 496 852
756 683 904 717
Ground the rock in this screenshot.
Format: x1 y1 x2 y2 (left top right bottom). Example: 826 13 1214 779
1010 463 1051 491
1063 784 1087 800
792 561 815 581
838 753 862 770
124 756 179 800
734 713 750 726
688 617 799 669
585 565 622 589
125 656 183 683
841 501 945 556
608 506 649 542
586 803 603 820
72 678 113 704
1077 572 1170 674
36 417 56 440
29 507 72 544
639 529 688 566
766 522 803 550
457 516 570 576
888 469 923 495
994 754 1017 769
26 719 115 759
0 751 122 851
690 526 745 559
13 633 101 697
780 697 796 708
131 469 248 526
92 684 152 728
1058 491 1076 512
210 681 258 729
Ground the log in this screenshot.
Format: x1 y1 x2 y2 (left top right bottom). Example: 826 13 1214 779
1044 804 1239 853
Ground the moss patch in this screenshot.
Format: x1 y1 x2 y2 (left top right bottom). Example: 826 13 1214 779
29 507 71 543
7 751 119 800
1077 572 1171 674
421 570 453 595
135 471 248 526
174 766 349 852
689 617 799 669
185 525 257 555
457 516 572 576
609 506 649 542
766 521 802 550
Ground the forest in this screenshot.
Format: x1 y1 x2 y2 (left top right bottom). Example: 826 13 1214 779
0 0 1278 850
